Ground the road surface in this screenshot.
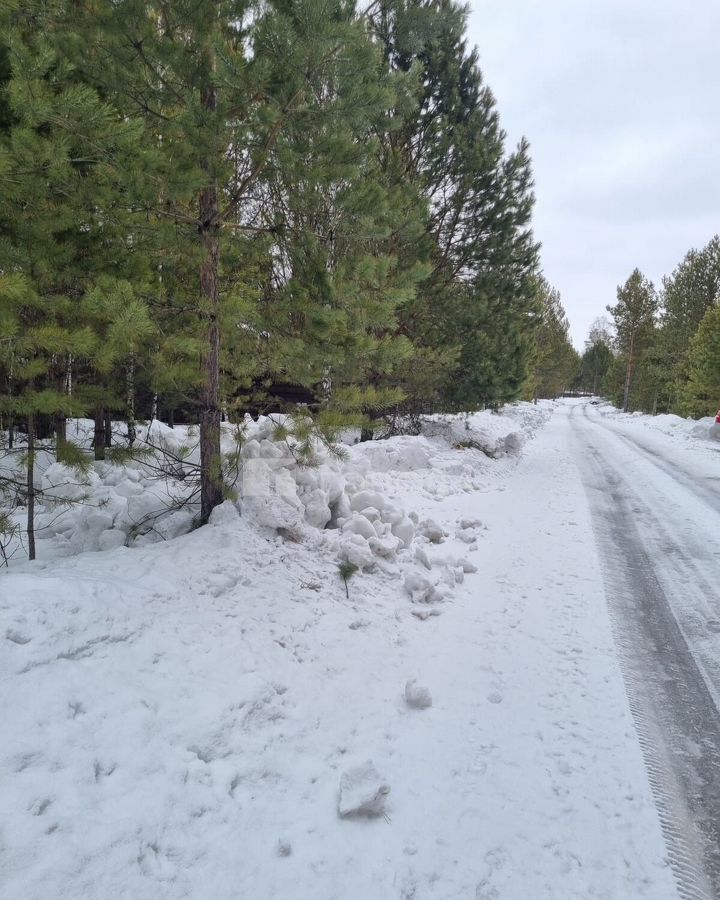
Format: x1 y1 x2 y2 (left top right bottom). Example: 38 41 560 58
569 401 720 900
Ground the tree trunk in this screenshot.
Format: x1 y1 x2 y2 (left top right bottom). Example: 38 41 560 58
55 412 68 462
359 426 374 443
27 413 36 561
168 408 174 430
126 356 136 448
198 75 223 524
104 409 112 449
94 407 106 461
622 332 635 412
8 418 14 450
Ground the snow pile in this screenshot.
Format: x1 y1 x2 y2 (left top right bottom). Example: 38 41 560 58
595 402 719 444
12 406 551 623
420 403 551 458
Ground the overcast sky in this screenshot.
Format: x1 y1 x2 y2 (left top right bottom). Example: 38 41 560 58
467 0 720 348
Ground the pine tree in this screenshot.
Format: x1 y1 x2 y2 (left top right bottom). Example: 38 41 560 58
0 2 151 556
678 305 720 417
607 269 657 412
578 339 612 395
526 279 579 399
368 0 539 416
238 1 419 438
660 235 720 409
72 0 404 519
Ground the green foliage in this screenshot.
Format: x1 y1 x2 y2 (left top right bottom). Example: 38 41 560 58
677 305 720 417
366 0 540 415
0 0 548 544
525 278 579 399
338 560 359 598
604 238 720 417
606 269 657 411
578 340 613 396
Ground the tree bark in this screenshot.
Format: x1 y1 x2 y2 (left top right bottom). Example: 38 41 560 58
198 76 223 524
55 412 68 462
622 332 636 413
27 413 36 561
126 356 136 448
104 409 112 449
94 407 106 461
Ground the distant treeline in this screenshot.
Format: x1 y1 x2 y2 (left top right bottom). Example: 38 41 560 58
577 236 720 416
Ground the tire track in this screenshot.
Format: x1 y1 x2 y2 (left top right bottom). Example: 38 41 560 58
582 405 720 514
570 410 720 900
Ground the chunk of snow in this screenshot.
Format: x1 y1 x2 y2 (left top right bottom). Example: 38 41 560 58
405 679 432 709
419 518 445 543
350 490 386 514
342 514 377 542
391 517 415 548
337 762 390 818
368 534 401 559
339 534 375 570
208 501 239 526
459 517 483 530
404 571 445 603
153 509 195 542
303 489 332 529
380 504 404 526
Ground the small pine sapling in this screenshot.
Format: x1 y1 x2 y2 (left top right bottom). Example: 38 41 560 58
338 561 359 599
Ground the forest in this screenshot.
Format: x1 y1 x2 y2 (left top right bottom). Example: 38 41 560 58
597 235 720 416
0 0 579 539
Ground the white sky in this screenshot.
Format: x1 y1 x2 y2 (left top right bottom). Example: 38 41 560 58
467 0 720 347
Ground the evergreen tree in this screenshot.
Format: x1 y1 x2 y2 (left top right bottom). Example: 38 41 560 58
678 305 720 417
0 1 149 555
578 339 612 395
607 269 657 412
73 0 406 518
242 2 419 437
369 0 539 416
526 279 579 399
659 235 720 408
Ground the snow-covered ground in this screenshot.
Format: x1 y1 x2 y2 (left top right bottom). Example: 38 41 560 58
2 400 702 899
595 401 720 448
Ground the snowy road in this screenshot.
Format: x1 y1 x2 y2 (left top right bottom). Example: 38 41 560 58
569 401 720 900
6 402 720 900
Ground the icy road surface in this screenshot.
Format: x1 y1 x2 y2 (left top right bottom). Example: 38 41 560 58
4 400 720 899
569 401 720 900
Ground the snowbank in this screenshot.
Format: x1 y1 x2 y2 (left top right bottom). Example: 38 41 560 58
4 404 551 616
594 402 718 444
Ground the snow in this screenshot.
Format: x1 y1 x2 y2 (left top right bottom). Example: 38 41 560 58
595 400 719 446
337 762 391 818
404 679 433 710
0 401 683 899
